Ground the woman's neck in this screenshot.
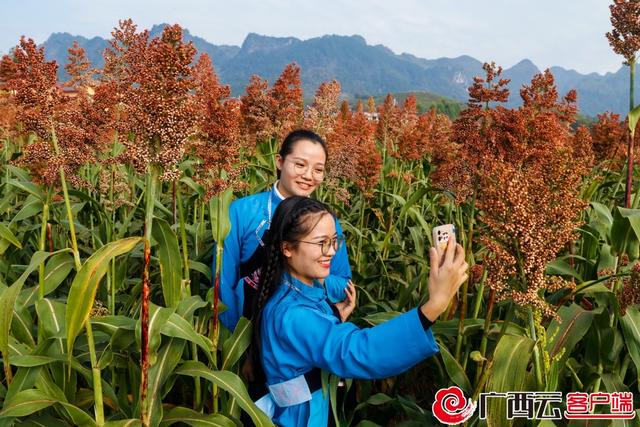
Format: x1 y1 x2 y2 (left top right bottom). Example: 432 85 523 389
275 180 292 199
287 270 314 287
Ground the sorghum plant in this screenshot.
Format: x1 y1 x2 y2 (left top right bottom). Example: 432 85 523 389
606 0 640 207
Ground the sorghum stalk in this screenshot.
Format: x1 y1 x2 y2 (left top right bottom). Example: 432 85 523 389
528 307 544 390
51 127 81 269
140 166 158 427
107 135 119 315
38 191 51 298
86 318 105 425
47 223 53 251
2 142 8 197
177 184 201 409
475 300 513 391
475 287 494 385
471 271 487 319
209 186 224 413
192 201 199 251
177 184 190 283
197 200 206 256
593 362 604 393
631 59 636 113
455 189 477 363
355 198 366 270
625 59 636 208
172 180 177 225
52 125 104 425
610 168 626 210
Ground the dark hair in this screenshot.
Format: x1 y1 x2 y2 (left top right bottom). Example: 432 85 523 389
250 196 333 354
277 129 328 178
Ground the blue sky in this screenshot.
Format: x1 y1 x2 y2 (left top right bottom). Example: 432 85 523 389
1 0 625 75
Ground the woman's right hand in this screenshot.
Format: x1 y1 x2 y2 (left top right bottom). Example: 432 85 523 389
421 235 468 322
335 280 357 322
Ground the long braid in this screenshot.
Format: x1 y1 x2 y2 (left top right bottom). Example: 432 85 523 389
250 206 306 354
254 250 279 318
251 245 281 354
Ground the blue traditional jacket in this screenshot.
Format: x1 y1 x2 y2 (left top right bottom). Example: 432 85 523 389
216 184 352 331
258 273 440 427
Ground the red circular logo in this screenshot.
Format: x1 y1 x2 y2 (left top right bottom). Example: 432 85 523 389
432 386 477 425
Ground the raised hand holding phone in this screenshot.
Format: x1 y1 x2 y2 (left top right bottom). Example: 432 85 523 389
422 231 468 322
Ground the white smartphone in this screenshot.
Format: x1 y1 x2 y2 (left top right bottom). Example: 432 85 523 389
432 224 456 256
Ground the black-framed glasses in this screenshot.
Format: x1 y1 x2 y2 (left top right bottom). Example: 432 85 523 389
296 236 345 255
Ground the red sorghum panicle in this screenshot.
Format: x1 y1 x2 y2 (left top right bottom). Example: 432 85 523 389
619 262 640 314
65 41 93 89
239 63 303 146
375 93 399 149
97 167 133 211
106 22 198 180
0 90 18 144
240 74 273 146
591 112 629 166
0 37 59 139
326 105 381 197
440 63 590 319
304 80 342 140
606 0 640 65
471 264 485 284
1 37 96 187
269 63 304 139
191 53 245 199
367 97 376 114
398 105 452 162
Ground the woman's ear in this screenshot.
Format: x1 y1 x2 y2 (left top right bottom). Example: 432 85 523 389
275 154 283 172
281 241 292 258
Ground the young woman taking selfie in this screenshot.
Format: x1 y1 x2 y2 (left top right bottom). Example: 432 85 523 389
252 196 468 427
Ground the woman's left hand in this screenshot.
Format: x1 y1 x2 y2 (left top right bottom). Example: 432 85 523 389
335 280 356 322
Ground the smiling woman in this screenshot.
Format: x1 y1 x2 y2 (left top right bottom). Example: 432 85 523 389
275 138 327 196
284 216 344 284
216 129 352 333
251 196 468 427
214 129 354 413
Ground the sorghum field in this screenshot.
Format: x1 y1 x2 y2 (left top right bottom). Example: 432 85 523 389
1 5 640 426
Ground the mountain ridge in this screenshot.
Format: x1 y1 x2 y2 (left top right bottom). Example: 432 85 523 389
33 26 639 117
